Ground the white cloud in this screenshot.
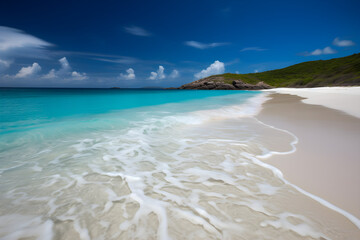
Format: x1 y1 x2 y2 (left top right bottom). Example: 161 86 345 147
0 26 51 51
59 57 70 71
119 68 136 80
149 72 158 80
169 69 179 79
149 66 166 80
305 46 337 56
43 57 70 79
333 37 355 47
194 60 225 79
322 47 336 54
15 62 41 78
43 69 56 79
0 26 52 58
309 49 322 55
240 47 267 52
94 56 139 64
0 26 50 75
42 57 88 81
124 26 151 37
185 41 228 49
71 71 88 80
0 59 11 71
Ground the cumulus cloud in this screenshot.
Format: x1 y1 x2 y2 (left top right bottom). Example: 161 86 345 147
169 69 179 79
124 26 151 36
43 57 70 79
149 72 157 80
71 71 88 80
333 37 355 47
59 57 70 71
185 41 229 49
119 68 136 80
15 62 41 78
149 66 166 80
240 47 267 52
304 46 337 56
194 60 225 79
0 26 52 58
43 69 56 79
42 57 88 80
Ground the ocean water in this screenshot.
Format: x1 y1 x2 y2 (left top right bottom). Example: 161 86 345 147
0 88 358 239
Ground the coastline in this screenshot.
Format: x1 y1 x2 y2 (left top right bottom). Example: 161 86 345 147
256 89 360 221
1 88 360 238
263 87 360 118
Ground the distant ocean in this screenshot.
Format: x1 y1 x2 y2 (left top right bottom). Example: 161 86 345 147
0 88 340 239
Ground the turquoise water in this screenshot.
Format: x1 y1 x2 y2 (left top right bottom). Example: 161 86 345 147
0 88 355 239
0 88 259 135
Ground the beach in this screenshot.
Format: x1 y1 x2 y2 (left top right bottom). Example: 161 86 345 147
1 88 360 239
2 0 359 238
257 87 360 225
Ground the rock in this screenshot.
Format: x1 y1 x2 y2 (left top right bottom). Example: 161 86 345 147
232 80 256 89
180 81 236 90
175 76 272 90
214 82 236 90
256 81 272 89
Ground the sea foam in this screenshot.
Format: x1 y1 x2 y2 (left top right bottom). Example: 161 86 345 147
0 90 359 239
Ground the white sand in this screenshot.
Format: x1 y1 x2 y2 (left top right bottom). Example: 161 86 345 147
263 87 360 118
257 91 360 220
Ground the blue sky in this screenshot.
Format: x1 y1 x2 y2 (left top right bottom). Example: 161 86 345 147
0 0 359 88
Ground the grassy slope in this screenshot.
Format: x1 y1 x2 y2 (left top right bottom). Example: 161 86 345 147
213 53 360 87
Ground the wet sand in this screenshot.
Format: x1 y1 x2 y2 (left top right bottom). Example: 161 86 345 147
257 93 360 219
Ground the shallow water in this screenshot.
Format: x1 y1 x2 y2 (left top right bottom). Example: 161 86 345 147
0 89 359 239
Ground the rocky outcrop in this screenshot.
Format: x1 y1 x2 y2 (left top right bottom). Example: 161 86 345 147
175 76 272 90
256 81 272 89
232 80 272 90
181 81 236 90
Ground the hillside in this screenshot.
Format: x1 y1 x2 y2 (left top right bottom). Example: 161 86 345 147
178 53 360 89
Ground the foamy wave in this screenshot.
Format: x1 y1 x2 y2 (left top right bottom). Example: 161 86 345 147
0 214 53 240
0 92 358 239
173 92 270 125
253 116 360 229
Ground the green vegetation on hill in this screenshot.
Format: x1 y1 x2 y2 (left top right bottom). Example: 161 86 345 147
214 53 360 87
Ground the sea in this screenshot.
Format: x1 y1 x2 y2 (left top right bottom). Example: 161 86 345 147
0 88 358 239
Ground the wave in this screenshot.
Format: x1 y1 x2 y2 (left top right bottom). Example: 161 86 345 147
0 92 358 239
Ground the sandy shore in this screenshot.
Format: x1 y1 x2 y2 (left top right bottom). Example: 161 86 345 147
257 89 360 221
266 87 360 118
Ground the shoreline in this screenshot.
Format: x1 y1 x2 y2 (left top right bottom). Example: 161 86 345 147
256 90 360 221
1 88 360 238
263 87 360 118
